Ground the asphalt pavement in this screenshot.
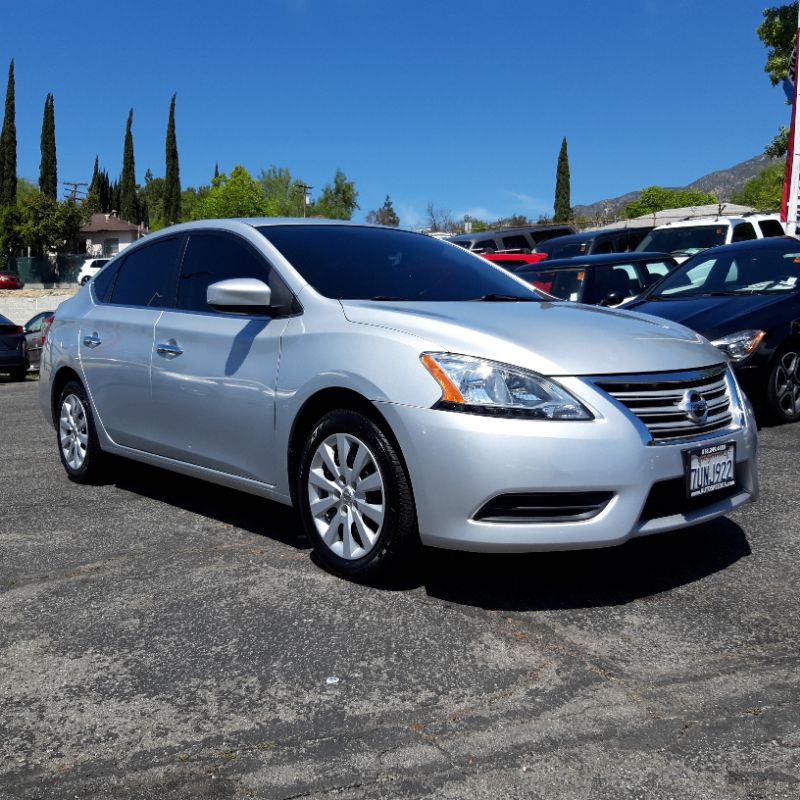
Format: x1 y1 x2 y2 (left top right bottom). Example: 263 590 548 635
1 375 798 799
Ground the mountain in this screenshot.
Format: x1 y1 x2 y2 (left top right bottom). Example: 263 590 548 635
573 154 781 220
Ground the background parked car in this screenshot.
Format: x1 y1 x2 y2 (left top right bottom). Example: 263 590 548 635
480 251 548 271
77 257 111 286
0 313 28 380
515 252 678 306
447 224 574 253
635 215 786 264
0 272 24 290
23 311 55 370
533 227 652 260
627 237 800 423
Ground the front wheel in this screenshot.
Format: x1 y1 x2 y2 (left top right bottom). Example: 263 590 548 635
766 345 800 424
56 380 108 483
297 410 418 582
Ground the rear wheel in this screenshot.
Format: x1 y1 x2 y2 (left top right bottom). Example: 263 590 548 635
766 344 800 423
297 410 418 582
57 380 107 483
80 275 91 286
9 368 27 382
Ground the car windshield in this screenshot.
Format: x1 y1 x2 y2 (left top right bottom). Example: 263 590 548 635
650 245 800 298
258 225 542 301
636 225 726 256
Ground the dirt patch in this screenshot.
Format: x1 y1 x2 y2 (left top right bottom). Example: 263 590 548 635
0 288 78 299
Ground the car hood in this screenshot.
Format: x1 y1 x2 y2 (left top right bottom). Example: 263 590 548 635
627 292 797 341
340 299 721 376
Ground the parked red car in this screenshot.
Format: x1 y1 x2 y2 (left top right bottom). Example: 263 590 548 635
0 272 24 290
480 252 548 271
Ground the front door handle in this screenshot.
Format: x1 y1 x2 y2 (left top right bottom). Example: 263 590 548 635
83 333 102 349
156 340 184 358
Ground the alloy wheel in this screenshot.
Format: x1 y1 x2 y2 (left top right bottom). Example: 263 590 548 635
59 393 89 470
774 349 800 418
307 433 385 560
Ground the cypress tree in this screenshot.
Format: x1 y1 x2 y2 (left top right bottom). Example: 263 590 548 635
214 162 219 179
163 94 181 226
89 155 100 194
0 60 17 205
553 136 571 223
39 93 57 199
119 108 138 222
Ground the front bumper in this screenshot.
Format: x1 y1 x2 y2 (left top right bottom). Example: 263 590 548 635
377 381 758 553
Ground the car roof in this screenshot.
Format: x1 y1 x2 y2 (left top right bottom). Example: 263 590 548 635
518 252 675 270
650 216 744 230
673 235 799 258
536 230 622 247
447 224 573 242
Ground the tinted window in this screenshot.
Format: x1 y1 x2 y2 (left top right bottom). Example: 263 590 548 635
109 238 182 308
591 239 613 254
530 227 573 244
637 225 727 256
519 268 585 301
640 260 674 285
732 222 757 242
758 219 785 237
474 239 497 252
177 232 294 313
587 264 640 303
541 240 589 259
259 225 541 301
92 258 120 303
501 235 529 250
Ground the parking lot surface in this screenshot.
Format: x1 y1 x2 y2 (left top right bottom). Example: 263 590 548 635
1 376 799 799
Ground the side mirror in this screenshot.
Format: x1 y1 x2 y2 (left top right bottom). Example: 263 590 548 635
207 278 271 313
602 290 625 307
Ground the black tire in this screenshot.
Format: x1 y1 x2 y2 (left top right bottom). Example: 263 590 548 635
80 276 90 286
297 409 419 582
56 380 108 483
9 368 27 382
765 344 800 424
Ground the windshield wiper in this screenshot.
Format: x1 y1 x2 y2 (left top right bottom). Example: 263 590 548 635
654 290 749 299
475 293 537 302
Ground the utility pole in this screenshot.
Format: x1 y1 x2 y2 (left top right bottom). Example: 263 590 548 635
62 181 88 201
296 182 312 217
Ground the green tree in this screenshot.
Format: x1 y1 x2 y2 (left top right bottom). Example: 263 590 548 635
163 94 181 226
0 203 21 266
0 59 17 206
758 3 799 156
624 185 718 218
192 165 269 219
732 162 785 210
258 166 306 216
462 213 489 232
139 170 166 230
310 169 358 219
17 177 38 203
18 194 85 255
119 109 138 223
39 93 57 199
179 185 208 221
366 195 400 227
554 137 571 222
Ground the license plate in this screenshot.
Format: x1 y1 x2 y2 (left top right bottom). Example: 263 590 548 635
684 442 736 499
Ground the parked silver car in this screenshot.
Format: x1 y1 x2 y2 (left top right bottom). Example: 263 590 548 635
40 219 758 580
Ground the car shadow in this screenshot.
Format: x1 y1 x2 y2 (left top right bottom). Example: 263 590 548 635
103 458 751 608
109 458 309 551
414 518 751 611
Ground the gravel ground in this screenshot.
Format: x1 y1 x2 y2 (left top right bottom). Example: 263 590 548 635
1 375 798 799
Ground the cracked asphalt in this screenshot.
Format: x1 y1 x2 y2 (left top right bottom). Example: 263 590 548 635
1 376 799 799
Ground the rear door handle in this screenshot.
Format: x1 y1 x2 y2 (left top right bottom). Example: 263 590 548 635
83 333 102 349
156 340 184 358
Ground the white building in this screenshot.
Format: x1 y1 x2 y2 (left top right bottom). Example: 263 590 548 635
77 213 147 256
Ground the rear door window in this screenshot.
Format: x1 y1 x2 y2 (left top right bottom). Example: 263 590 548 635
732 222 757 242
501 235 529 250
109 237 183 308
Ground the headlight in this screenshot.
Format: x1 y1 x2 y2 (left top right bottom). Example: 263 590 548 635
421 353 593 420
711 330 766 363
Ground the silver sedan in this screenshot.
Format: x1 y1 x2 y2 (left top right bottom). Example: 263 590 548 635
40 220 758 581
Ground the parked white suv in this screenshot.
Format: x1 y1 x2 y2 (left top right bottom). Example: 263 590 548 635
636 215 786 263
77 257 111 286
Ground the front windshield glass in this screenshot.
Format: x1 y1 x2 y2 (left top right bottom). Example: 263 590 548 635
258 225 542 301
636 225 726 256
651 245 800 298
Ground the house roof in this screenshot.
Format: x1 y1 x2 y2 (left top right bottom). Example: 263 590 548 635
80 213 142 234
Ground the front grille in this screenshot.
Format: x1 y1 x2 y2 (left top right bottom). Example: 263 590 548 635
474 491 613 523
592 365 735 443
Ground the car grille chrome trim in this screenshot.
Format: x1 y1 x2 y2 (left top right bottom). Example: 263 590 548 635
590 364 737 444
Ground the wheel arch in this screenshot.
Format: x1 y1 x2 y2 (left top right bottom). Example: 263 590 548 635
287 387 412 506
50 366 84 426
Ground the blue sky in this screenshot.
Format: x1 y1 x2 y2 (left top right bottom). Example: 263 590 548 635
0 0 790 226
